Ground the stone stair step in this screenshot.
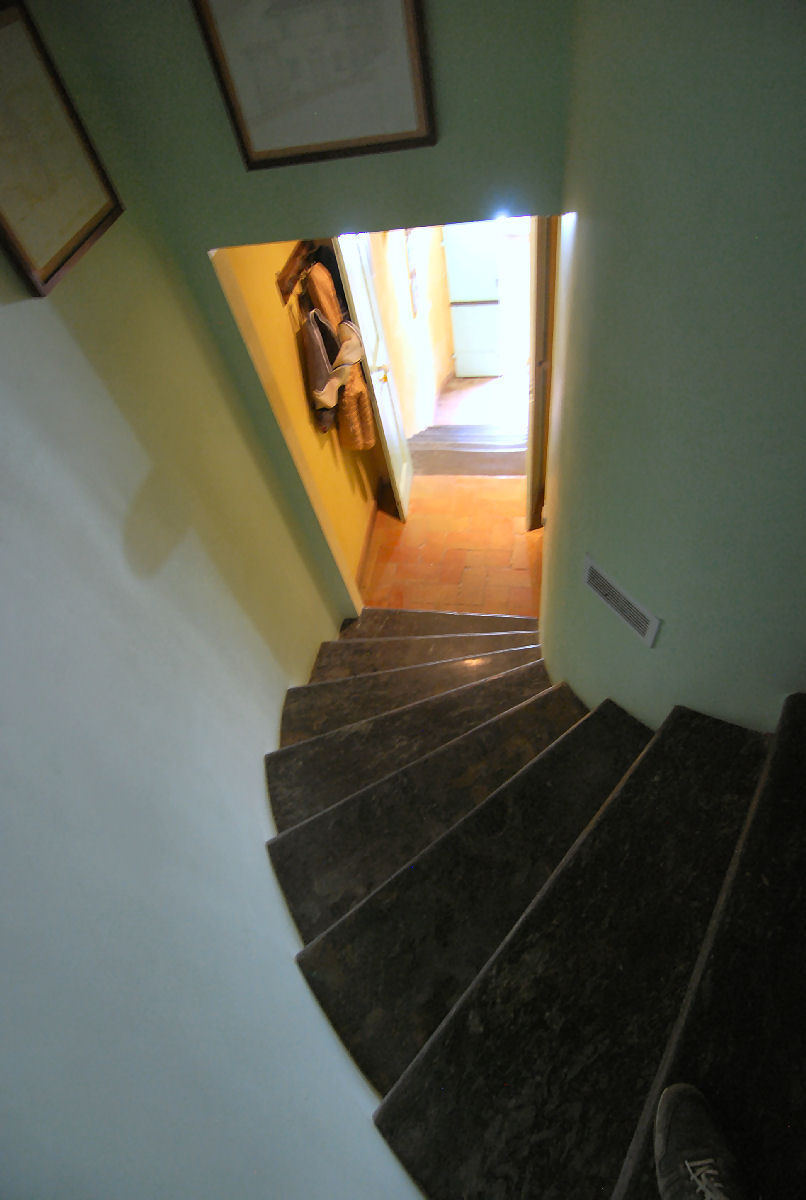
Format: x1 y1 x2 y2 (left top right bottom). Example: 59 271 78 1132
409 446 527 476
265 659 550 833
268 683 588 944
281 645 543 747
310 631 541 682
618 692 806 1200
409 423 527 447
374 707 768 1199
339 608 538 640
298 700 652 1095
407 426 528 475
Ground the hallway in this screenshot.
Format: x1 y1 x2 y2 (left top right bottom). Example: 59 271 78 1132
359 474 542 617
433 373 528 435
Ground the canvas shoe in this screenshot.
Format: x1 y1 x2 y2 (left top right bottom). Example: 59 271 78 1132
333 320 364 369
302 309 350 409
654 1084 750 1199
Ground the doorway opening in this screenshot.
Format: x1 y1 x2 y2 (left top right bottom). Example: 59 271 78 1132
210 214 557 618
347 214 551 617
407 215 532 478
341 216 534 483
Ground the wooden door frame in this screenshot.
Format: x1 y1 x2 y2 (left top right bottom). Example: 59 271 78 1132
527 215 560 530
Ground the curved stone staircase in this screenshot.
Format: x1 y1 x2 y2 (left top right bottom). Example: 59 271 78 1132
264 608 806 1199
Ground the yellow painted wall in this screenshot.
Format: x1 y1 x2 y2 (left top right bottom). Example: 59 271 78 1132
423 229 455 396
212 242 381 601
368 227 454 438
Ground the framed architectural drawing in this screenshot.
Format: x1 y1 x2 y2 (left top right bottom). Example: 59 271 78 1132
192 0 435 169
0 2 123 296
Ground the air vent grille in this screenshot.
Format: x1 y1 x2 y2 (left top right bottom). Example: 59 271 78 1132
583 555 661 647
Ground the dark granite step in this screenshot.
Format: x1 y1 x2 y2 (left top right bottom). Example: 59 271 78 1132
375 707 768 1199
617 693 805 1200
298 700 652 1095
269 683 588 944
265 658 551 833
340 608 538 640
310 631 541 682
281 645 543 747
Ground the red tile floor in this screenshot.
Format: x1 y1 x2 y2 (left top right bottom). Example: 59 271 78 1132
360 474 543 618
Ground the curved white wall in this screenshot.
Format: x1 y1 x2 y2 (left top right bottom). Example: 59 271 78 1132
542 1 806 732
2 1 577 1194
0 221 420 1200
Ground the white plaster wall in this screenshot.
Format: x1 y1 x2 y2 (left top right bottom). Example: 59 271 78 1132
0 222 421 1199
541 0 806 732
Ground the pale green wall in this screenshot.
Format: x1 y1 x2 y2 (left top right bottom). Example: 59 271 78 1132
27 0 572 610
542 0 806 733
1 1 574 1195
36 0 571 242
0 218 425 1199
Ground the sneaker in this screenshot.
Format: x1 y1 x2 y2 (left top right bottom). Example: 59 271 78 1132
654 1084 750 1199
333 320 364 369
302 309 351 409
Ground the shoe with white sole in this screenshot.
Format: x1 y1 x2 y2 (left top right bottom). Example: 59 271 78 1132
333 320 364 369
302 309 348 409
654 1084 750 1199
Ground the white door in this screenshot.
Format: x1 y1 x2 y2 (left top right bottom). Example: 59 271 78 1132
335 234 412 520
442 220 501 377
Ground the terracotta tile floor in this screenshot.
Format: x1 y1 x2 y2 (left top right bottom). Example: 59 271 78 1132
360 475 543 617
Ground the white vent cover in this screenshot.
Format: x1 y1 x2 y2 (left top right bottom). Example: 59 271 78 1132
583 555 661 647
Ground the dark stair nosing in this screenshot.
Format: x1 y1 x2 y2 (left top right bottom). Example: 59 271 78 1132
269 682 589 944
280 644 542 746
297 700 652 1096
615 693 806 1200
265 658 551 833
310 630 541 682
374 707 768 1200
339 608 538 639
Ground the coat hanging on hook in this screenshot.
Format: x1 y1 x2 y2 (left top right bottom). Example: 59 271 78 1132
294 257 376 450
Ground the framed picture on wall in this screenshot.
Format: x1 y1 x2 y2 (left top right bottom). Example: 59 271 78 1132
0 2 123 296
191 0 435 169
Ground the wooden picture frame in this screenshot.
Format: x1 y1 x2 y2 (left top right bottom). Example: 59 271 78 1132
0 2 123 296
191 0 435 170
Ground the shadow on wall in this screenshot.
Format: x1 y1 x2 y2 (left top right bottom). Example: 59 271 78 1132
27 216 346 677
0 258 36 308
